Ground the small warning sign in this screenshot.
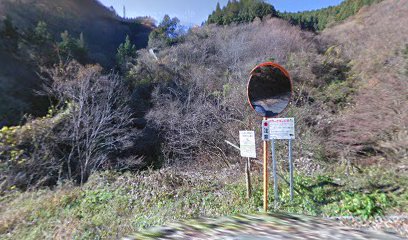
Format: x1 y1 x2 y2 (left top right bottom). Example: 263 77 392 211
239 131 256 158
268 118 295 140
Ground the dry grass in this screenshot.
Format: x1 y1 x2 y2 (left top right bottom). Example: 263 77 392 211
1 166 407 239
320 0 408 164
0 166 255 239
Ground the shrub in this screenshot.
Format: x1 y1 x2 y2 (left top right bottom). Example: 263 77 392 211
44 61 137 184
0 117 62 190
1 61 137 189
57 31 88 63
335 191 389 219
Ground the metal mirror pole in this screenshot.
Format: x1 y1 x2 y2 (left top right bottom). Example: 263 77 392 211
272 139 278 207
289 139 293 201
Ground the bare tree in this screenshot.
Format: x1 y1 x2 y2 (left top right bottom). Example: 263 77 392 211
45 61 135 184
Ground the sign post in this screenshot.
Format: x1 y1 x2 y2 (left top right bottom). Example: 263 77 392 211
246 157 251 198
272 139 278 207
289 139 293 201
265 118 295 206
247 62 294 212
239 131 256 199
262 120 268 212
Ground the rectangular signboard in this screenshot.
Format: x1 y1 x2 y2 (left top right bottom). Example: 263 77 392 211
239 131 256 158
268 118 295 140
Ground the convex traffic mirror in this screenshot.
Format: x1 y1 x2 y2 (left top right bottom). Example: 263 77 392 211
247 62 293 117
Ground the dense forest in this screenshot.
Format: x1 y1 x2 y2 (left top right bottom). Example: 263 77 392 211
1 0 408 239
207 0 277 25
207 0 384 31
279 0 384 31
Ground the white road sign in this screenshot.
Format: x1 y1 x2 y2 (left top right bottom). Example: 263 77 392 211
263 118 295 140
239 131 256 158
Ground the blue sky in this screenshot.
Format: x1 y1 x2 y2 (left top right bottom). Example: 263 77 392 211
98 0 344 26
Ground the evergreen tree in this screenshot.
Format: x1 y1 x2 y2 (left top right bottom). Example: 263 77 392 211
29 21 57 65
206 0 277 26
216 3 222 13
208 2 223 24
57 30 87 63
116 35 137 67
148 15 184 48
33 21 51 44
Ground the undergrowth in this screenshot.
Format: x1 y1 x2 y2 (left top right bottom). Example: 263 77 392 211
1 166 407 239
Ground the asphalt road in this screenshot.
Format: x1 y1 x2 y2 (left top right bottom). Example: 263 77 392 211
126 213 404 239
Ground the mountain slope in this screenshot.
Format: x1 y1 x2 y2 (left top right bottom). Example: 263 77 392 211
321 0 408 164
280 0 384 31
0 0 153 125
1 0 152 65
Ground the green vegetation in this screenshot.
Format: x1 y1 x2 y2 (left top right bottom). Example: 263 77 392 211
1 167 406 239
207 0 383 31
116 35 137 67
148 14 184 48
32 21 51 45
314 46 355 110
207 0 277 25
57 31 88 63
280 0 384 31
334 191 389 219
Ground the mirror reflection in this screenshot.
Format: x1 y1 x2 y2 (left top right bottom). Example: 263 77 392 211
247 63 292 117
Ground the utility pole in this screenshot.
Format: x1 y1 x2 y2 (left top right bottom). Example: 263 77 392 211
123 5 126 18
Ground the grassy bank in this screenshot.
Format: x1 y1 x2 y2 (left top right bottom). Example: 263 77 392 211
0 165 407 239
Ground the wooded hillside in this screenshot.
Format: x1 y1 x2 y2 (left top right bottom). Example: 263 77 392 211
207 0 384 32
0 0 153 126
1 0 408 238
280 0 384 31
